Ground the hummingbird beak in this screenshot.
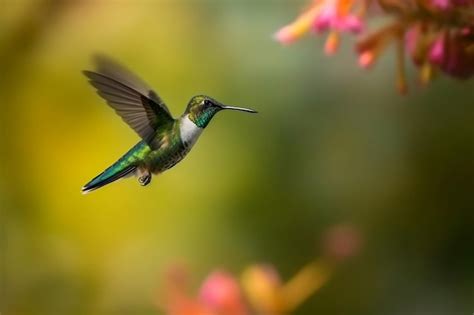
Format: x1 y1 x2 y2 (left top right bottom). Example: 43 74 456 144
220 105 258 113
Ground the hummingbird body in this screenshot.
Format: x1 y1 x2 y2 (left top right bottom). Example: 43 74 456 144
82 56 256 193
143 115 202 174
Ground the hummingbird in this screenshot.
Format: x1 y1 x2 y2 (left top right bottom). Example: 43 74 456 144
81 56 257 194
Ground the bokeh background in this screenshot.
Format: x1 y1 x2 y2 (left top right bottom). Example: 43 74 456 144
2 1 474 315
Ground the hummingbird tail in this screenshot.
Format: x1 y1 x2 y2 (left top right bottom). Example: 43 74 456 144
82 164 137 194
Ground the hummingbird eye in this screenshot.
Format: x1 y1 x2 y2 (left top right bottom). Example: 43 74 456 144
204 99 212 107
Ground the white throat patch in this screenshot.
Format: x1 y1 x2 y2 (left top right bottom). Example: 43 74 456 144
180 115 203 148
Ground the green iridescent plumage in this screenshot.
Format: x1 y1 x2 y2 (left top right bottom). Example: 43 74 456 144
82 56 257 194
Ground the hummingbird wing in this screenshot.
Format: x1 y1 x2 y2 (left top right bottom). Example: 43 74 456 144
83 55 174 144
93 55 170 113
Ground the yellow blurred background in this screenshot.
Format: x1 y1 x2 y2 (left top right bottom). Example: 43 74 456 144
2 1 474 315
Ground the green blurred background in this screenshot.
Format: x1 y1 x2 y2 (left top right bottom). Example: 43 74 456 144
2 1 474 315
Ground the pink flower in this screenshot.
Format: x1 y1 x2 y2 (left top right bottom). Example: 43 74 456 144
321 223 363 262
429 35 445 64
276 0 474 92
313 1 363 33
429 31 474 79
431 0 451 9
199 271 248 315
274 0 364 53
430 0 474 9
159 266 248 315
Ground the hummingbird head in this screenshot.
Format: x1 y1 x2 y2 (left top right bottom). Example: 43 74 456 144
185 95 257 128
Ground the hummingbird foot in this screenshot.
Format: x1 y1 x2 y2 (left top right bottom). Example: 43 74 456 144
138 173 152 186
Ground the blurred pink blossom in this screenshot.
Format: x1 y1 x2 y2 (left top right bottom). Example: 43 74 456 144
429 31 474 78
158 224 363 315
275 0 474 92
158 265 247 315
313 0 363 33
321 223 363 261
275 0 365 54
199 271 248 315
430 0 474 9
